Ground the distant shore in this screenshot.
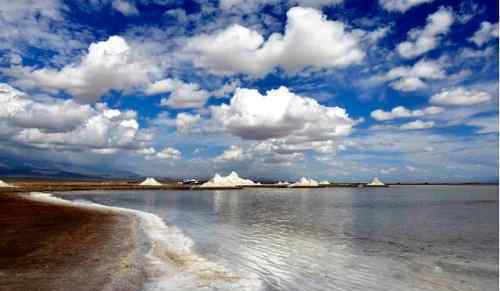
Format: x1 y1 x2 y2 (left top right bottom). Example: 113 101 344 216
0 180 188 195
0 193 146 291
0 179 496 195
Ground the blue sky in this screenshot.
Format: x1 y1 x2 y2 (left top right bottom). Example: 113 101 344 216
0 0 498 182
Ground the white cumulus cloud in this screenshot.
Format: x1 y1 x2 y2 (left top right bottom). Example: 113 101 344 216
371 105 444 121
400 120 435 130
156 147 181 160
211 80 241 98
390 77 427 91
0 83 93 132
186 7 364 76
379 0 434 12
10 36 159 102
176 113 201 133
396 7 454 59
215 145 245 162
211 86 357 155
469 21 499 46
146 78 210 108
372 58 446 92
430 87 492 106
0 83 153 153
112 0 139 16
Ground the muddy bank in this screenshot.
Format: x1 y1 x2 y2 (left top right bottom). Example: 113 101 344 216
0 194 146 291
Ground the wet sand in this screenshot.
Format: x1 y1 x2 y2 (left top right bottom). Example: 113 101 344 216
0 194 146 291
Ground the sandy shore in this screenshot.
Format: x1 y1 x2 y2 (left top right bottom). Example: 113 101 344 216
0 194 146 291
0 192 259 291
0 180 190 195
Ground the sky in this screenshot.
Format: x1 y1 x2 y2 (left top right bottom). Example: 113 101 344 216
0 0 498 182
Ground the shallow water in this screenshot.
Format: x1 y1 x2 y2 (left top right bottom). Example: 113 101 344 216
61 185 499 291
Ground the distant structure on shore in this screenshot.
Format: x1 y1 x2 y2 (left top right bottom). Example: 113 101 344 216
139 178 162 186
0 180 15 187
289 177 319 187
182 178 199 185
199 171 259 188
367 177 386 187
319 180 330 186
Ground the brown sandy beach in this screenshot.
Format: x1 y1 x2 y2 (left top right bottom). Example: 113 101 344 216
0 194 146 291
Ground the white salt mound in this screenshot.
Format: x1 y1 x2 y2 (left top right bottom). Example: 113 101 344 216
140 177 163 186
367 177 385 186
275 181 289 185
289 177 319 187
0 179 15 187
200 171 258 188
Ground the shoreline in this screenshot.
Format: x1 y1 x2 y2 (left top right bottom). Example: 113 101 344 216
0 180 495 196
0 193 261 291
0 193 146 291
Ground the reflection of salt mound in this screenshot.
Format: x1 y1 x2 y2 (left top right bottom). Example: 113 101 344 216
200 171 258 188
140 178 162 186
319 180 330 185
367 177 385 186
0 180 15 187
289 177 319 187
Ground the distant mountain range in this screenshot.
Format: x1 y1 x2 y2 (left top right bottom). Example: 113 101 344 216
0 155 139 180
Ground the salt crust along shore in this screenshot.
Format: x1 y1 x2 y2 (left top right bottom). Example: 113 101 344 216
26 192 261 291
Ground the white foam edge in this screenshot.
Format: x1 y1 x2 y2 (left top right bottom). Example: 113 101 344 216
26 192 262 291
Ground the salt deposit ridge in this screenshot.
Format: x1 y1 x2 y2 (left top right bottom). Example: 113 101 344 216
199 171 260 188
27 192 262 291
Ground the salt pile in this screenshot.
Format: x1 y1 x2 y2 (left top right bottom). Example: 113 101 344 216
289 177 319 187
199 171 258 188
0 179 15 187
140 177 163 186
275 181 289 185
367 177 385 186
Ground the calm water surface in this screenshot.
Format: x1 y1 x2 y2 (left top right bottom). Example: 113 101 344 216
61 185 499 291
